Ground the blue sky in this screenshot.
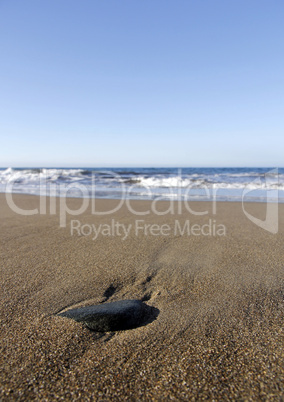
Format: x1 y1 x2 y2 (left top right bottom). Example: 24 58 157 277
0 0 283 167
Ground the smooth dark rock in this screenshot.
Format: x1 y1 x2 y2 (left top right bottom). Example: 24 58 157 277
57 299 158 332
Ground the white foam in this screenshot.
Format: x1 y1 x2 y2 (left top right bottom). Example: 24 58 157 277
0 168 283 201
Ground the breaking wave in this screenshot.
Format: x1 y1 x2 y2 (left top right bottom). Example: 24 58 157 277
1 167 283 201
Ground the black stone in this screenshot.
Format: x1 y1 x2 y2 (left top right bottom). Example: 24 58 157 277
57 299 158 332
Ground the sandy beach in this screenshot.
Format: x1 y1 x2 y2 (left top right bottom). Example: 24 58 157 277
1 194 284 400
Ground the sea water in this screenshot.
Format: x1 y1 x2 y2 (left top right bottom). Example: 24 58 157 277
0 167 283 203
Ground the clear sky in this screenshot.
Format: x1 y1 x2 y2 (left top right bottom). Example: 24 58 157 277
0 0 283 167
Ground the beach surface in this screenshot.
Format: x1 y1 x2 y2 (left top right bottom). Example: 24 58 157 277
1 194 284 400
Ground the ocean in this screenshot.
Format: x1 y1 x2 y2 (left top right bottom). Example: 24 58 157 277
1 167 283 203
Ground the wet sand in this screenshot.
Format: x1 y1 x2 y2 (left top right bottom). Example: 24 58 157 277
0 194 284 400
